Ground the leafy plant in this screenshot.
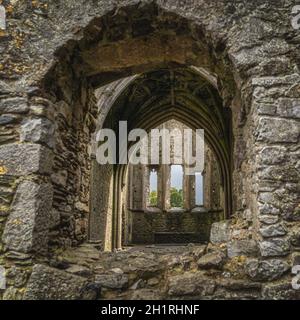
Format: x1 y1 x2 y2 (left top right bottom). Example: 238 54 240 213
149 190 158 206
170 187 183 207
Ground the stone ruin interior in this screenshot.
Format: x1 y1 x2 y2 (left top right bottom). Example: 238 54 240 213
0 1 299 300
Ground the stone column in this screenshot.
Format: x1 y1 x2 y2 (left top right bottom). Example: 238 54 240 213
0 95 54 299
253 74 300 258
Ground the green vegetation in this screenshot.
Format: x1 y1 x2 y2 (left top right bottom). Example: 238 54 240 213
170 187 183 208
149 190 158 206
149 188 183 207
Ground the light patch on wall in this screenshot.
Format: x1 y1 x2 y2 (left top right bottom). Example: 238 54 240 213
0 266 6 290
0 5 6 30
195 173 204 206
0 166 7 175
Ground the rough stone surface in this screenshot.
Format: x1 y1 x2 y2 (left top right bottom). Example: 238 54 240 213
0 143 53 176
245 259 290 281
0 114 20 125
259 215 279 225
260 239 291 257
210 220 231 244
227 240 259 258
259 223 287 238
262 281 300 300
24 264 92 300
168 272 216 297
95 274 129 289
197 251 225 269
256 117 299 143
291 227 300 248
20 118 55 148
130 289 162 300
0 0 299 301
2 180 53 254
277 98 300 119
0 97 28 114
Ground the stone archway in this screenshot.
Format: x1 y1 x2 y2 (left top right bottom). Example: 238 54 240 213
0 1 299 300
89 67 233 250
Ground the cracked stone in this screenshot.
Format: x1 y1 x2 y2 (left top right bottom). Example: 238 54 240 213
245 258 290 281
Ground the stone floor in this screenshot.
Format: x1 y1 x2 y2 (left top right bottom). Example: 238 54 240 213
44 242 266 300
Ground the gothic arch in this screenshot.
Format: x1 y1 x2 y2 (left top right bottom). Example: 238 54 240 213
89 68 233 248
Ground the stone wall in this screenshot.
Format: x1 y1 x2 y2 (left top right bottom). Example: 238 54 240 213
0 0 299 299
131 210 223 244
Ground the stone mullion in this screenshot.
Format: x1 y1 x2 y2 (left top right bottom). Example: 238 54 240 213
161 165 170 211
142 165 149 210
183 167 191 210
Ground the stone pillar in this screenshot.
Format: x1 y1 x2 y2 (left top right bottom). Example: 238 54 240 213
253 74 300 259
89 160 114 247
0 95 54 299
161 165 170 211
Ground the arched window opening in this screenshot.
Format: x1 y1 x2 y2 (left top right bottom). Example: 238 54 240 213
148 167 158 207
170 165 184 208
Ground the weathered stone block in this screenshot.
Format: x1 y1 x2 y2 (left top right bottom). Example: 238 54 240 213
130 288 162 300
227 240 259 258
259 166 299 183
257 103 276 115
260 238 290 257
277 98 300 119
252 74 300 87
168 272 215 297
0 81 12 94
292 253 300 266
258 203 280 215
20 118 55 148
258 192 275 204
245 258 290 281
0 143 53 175
2 287 22 300
258 146 286 165
210 220 230 244
291 227 300 248
24 264 94 300
256 117 299 143
197 251 225 269
259 215 279 225
0 97 28 114
95 273 129 289
262 281 300 300
65 265 93 277
259 222 287 238
0 114 20 125
2 180 53 254
214 278 263 299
